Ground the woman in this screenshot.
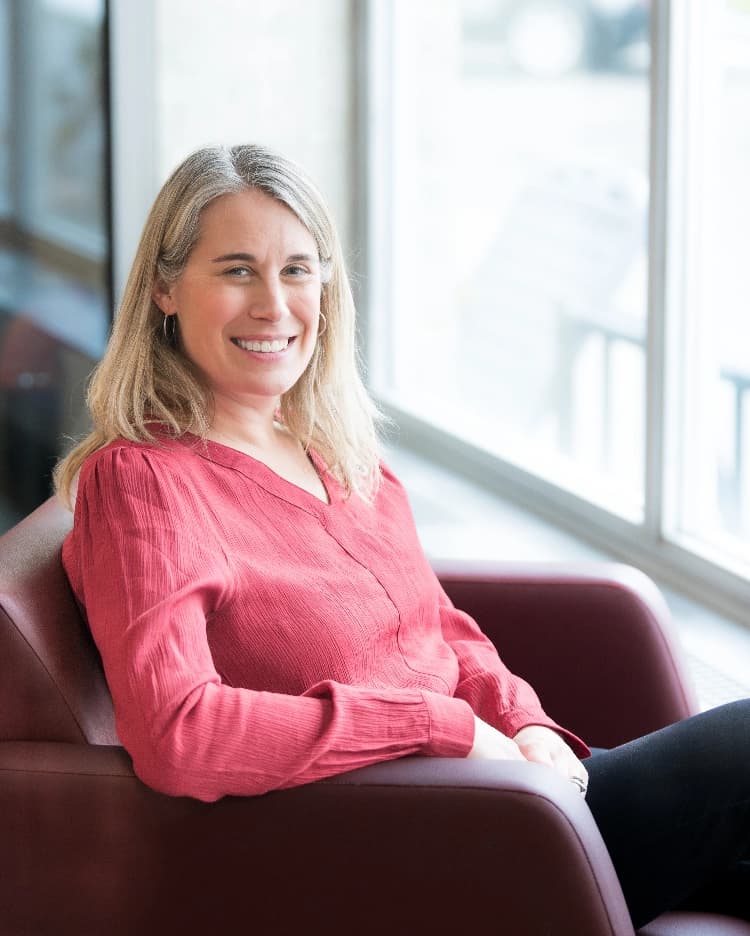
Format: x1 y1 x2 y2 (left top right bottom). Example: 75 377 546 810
56 144 749 928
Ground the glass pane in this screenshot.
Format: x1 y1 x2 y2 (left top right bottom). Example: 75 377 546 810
378 0 650 519
0 0 109 528
671 0 750 569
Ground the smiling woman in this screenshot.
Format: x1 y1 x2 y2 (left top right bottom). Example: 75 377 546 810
51 143 750 930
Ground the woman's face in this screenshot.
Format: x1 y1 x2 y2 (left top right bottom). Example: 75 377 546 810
155 188 323 413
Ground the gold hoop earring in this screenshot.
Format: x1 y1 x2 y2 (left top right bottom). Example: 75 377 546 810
317 313 327 337
163 314 177 343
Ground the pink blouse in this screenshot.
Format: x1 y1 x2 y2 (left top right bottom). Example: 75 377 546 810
63 436 586 801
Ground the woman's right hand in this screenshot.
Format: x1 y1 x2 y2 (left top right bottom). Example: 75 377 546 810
466 716 527 761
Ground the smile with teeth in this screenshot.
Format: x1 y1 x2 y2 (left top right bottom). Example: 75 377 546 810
232 337 291 353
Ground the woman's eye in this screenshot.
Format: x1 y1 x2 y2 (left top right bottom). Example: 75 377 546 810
225 266 251 277
284 264 309 277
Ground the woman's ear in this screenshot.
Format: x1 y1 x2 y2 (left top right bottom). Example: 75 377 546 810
152 279 176 315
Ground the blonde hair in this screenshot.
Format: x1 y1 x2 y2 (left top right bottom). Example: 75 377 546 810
54 144 383 505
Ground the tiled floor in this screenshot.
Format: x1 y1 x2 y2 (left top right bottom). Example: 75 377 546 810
388 444 750 712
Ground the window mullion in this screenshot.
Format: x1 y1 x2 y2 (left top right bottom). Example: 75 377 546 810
644 0 671 545
361 0 396 392
109 0 157 304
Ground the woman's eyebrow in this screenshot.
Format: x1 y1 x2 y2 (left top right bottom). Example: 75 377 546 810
211 252 317 263
211 252 255 263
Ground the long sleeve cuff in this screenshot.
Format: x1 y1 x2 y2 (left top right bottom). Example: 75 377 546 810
421 691 476 757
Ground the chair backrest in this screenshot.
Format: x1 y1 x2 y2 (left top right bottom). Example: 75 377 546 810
0 497 118 745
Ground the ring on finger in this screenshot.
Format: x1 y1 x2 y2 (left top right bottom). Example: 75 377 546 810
570 776 588 796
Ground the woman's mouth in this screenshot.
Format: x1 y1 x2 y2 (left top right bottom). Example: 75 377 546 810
231 337 293 353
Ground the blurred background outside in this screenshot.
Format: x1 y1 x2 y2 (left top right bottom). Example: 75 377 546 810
0 0 109 527
374 0 750 581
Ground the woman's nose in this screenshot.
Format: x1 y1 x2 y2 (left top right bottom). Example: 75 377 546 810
250 278 286 321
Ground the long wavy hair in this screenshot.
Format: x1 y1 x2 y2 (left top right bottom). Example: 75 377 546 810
54 144 383 506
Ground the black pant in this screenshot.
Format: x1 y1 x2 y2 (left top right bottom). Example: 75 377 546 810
584 699 750 928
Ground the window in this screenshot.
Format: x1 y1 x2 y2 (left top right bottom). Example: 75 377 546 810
365 0 750 622
666 0 750 573
0 0 110 527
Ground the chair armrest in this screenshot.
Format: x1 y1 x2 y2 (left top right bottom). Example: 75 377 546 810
0 740 635 936
433 560 699 748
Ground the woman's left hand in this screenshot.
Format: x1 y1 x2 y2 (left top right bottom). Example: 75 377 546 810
513 725 589 796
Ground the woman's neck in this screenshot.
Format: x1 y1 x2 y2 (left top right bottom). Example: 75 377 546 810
208 394 285 455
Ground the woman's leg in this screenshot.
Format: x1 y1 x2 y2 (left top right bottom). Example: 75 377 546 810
584 698 750 928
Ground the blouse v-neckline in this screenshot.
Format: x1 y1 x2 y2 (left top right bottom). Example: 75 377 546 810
186 435 339 515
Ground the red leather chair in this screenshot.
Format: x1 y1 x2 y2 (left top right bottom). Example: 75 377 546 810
0 497 747 936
